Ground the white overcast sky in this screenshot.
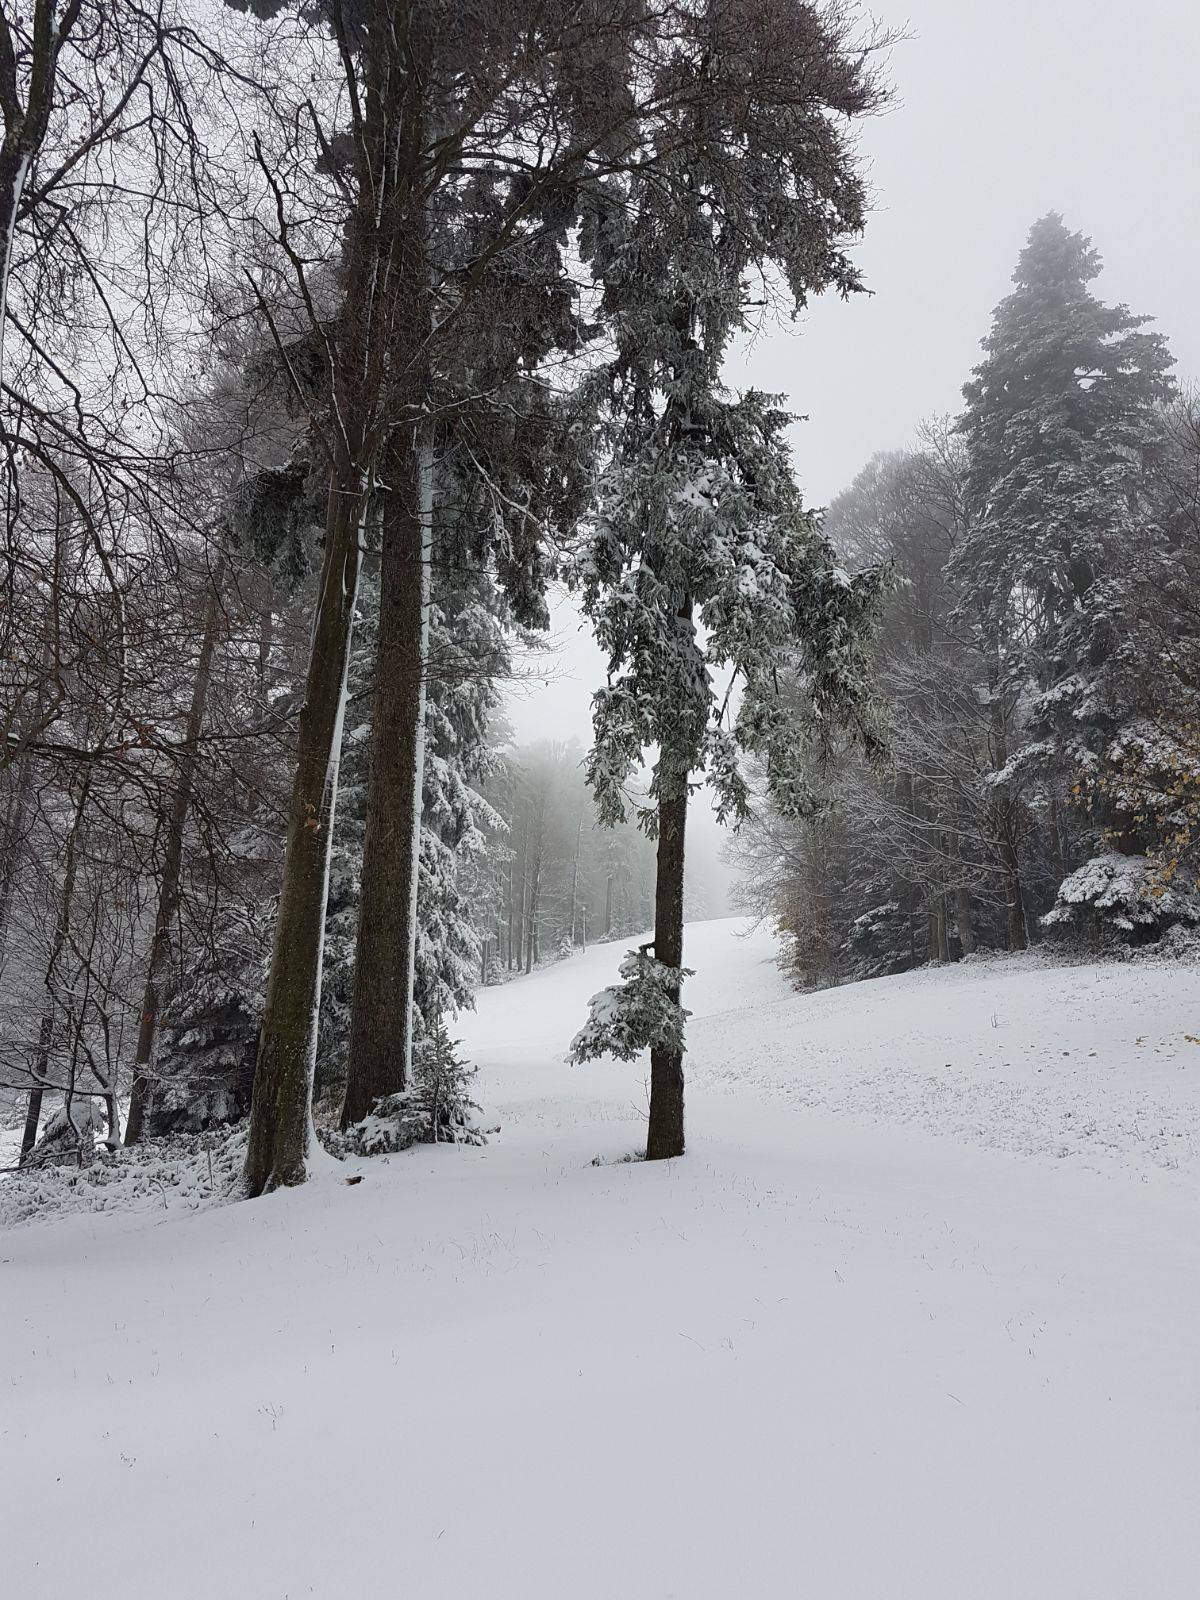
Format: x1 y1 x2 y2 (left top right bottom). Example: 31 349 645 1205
506 0 1200 748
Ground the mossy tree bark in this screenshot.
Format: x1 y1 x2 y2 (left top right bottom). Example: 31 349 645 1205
243 15 418 1193
340 417 432 1126
244 479 364 1194
339 68 431 1128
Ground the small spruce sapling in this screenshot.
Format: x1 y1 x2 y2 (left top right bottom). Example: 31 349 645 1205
570 947 695 1067
343 1021 485 1155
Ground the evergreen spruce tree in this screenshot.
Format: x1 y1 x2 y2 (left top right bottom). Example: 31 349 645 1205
146 904 270 1135
325 552 512 1115
568 9 888 1159
951 214 1175 938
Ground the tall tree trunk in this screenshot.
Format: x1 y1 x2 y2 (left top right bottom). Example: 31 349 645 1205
244 476 364 1194
20 769 89 1162
647 769 687 1160
19 1024 50 1162
125 565 223 1144
515 871 524 971
998 824 1028 951
531 831 543 970
506 855 515 968
986 636 1027 954
255 568 274 715
1 619 57 974
340 420 432 1127
336 21 432 1129
243 21 408 1190
0 714 33 973
955 886 975 956
569 807 582 945
0 0 82 387
1048 789 1067 885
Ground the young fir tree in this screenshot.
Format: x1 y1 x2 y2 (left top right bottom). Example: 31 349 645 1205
568 11 889 1159
950 214 1176 939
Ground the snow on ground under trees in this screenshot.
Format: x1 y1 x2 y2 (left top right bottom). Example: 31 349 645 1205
3 918 1198 1598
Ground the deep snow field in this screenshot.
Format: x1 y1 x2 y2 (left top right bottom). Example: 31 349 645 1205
3 918 1198 1598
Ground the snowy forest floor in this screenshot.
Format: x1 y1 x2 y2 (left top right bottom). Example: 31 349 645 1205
3 918 1198 1597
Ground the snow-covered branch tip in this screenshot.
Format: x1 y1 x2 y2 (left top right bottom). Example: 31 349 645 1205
568 948 694 1065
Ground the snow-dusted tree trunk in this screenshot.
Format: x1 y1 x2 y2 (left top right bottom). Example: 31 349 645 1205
125 564 224 1144
337 47 436 1124
0 1 82 387
244 478 363 1193
569 805 583 945
955 885 975 956
19 768 89 1162
511 860 519 968
341 420 432 1126
525 795 545 973
243 10 427 1188
0 753 30 968
987 662 1028 952
0 651 44 972
997 825 1028 951
647 766 688 1160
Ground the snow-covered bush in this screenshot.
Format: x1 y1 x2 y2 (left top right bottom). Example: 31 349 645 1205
21 1097 111 1169
340 1023 486 1155
569 948 693 1065
840 900 914 982
145 901 268 1135
1042 852 1200 942
1 1129 246 1227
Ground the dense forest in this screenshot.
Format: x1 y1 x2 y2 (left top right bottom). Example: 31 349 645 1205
0 0 888 1179
734 216 1200 988
1 2 1196 1191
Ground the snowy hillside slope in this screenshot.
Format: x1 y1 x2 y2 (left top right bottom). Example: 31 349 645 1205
3 920 1198 1599
461 918 1200 1178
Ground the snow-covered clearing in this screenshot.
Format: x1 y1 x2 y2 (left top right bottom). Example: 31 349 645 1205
3 919 1198 1598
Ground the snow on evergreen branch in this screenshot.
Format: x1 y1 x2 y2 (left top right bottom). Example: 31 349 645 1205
568 948 694 1065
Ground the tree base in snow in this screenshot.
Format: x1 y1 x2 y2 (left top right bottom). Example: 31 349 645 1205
337 1025 487 1156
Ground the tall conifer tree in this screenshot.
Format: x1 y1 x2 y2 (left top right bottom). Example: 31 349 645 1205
568 2 888 1158
951 214 1175 939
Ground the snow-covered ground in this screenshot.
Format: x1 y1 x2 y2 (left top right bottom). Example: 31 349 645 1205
3 919 1198 1597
